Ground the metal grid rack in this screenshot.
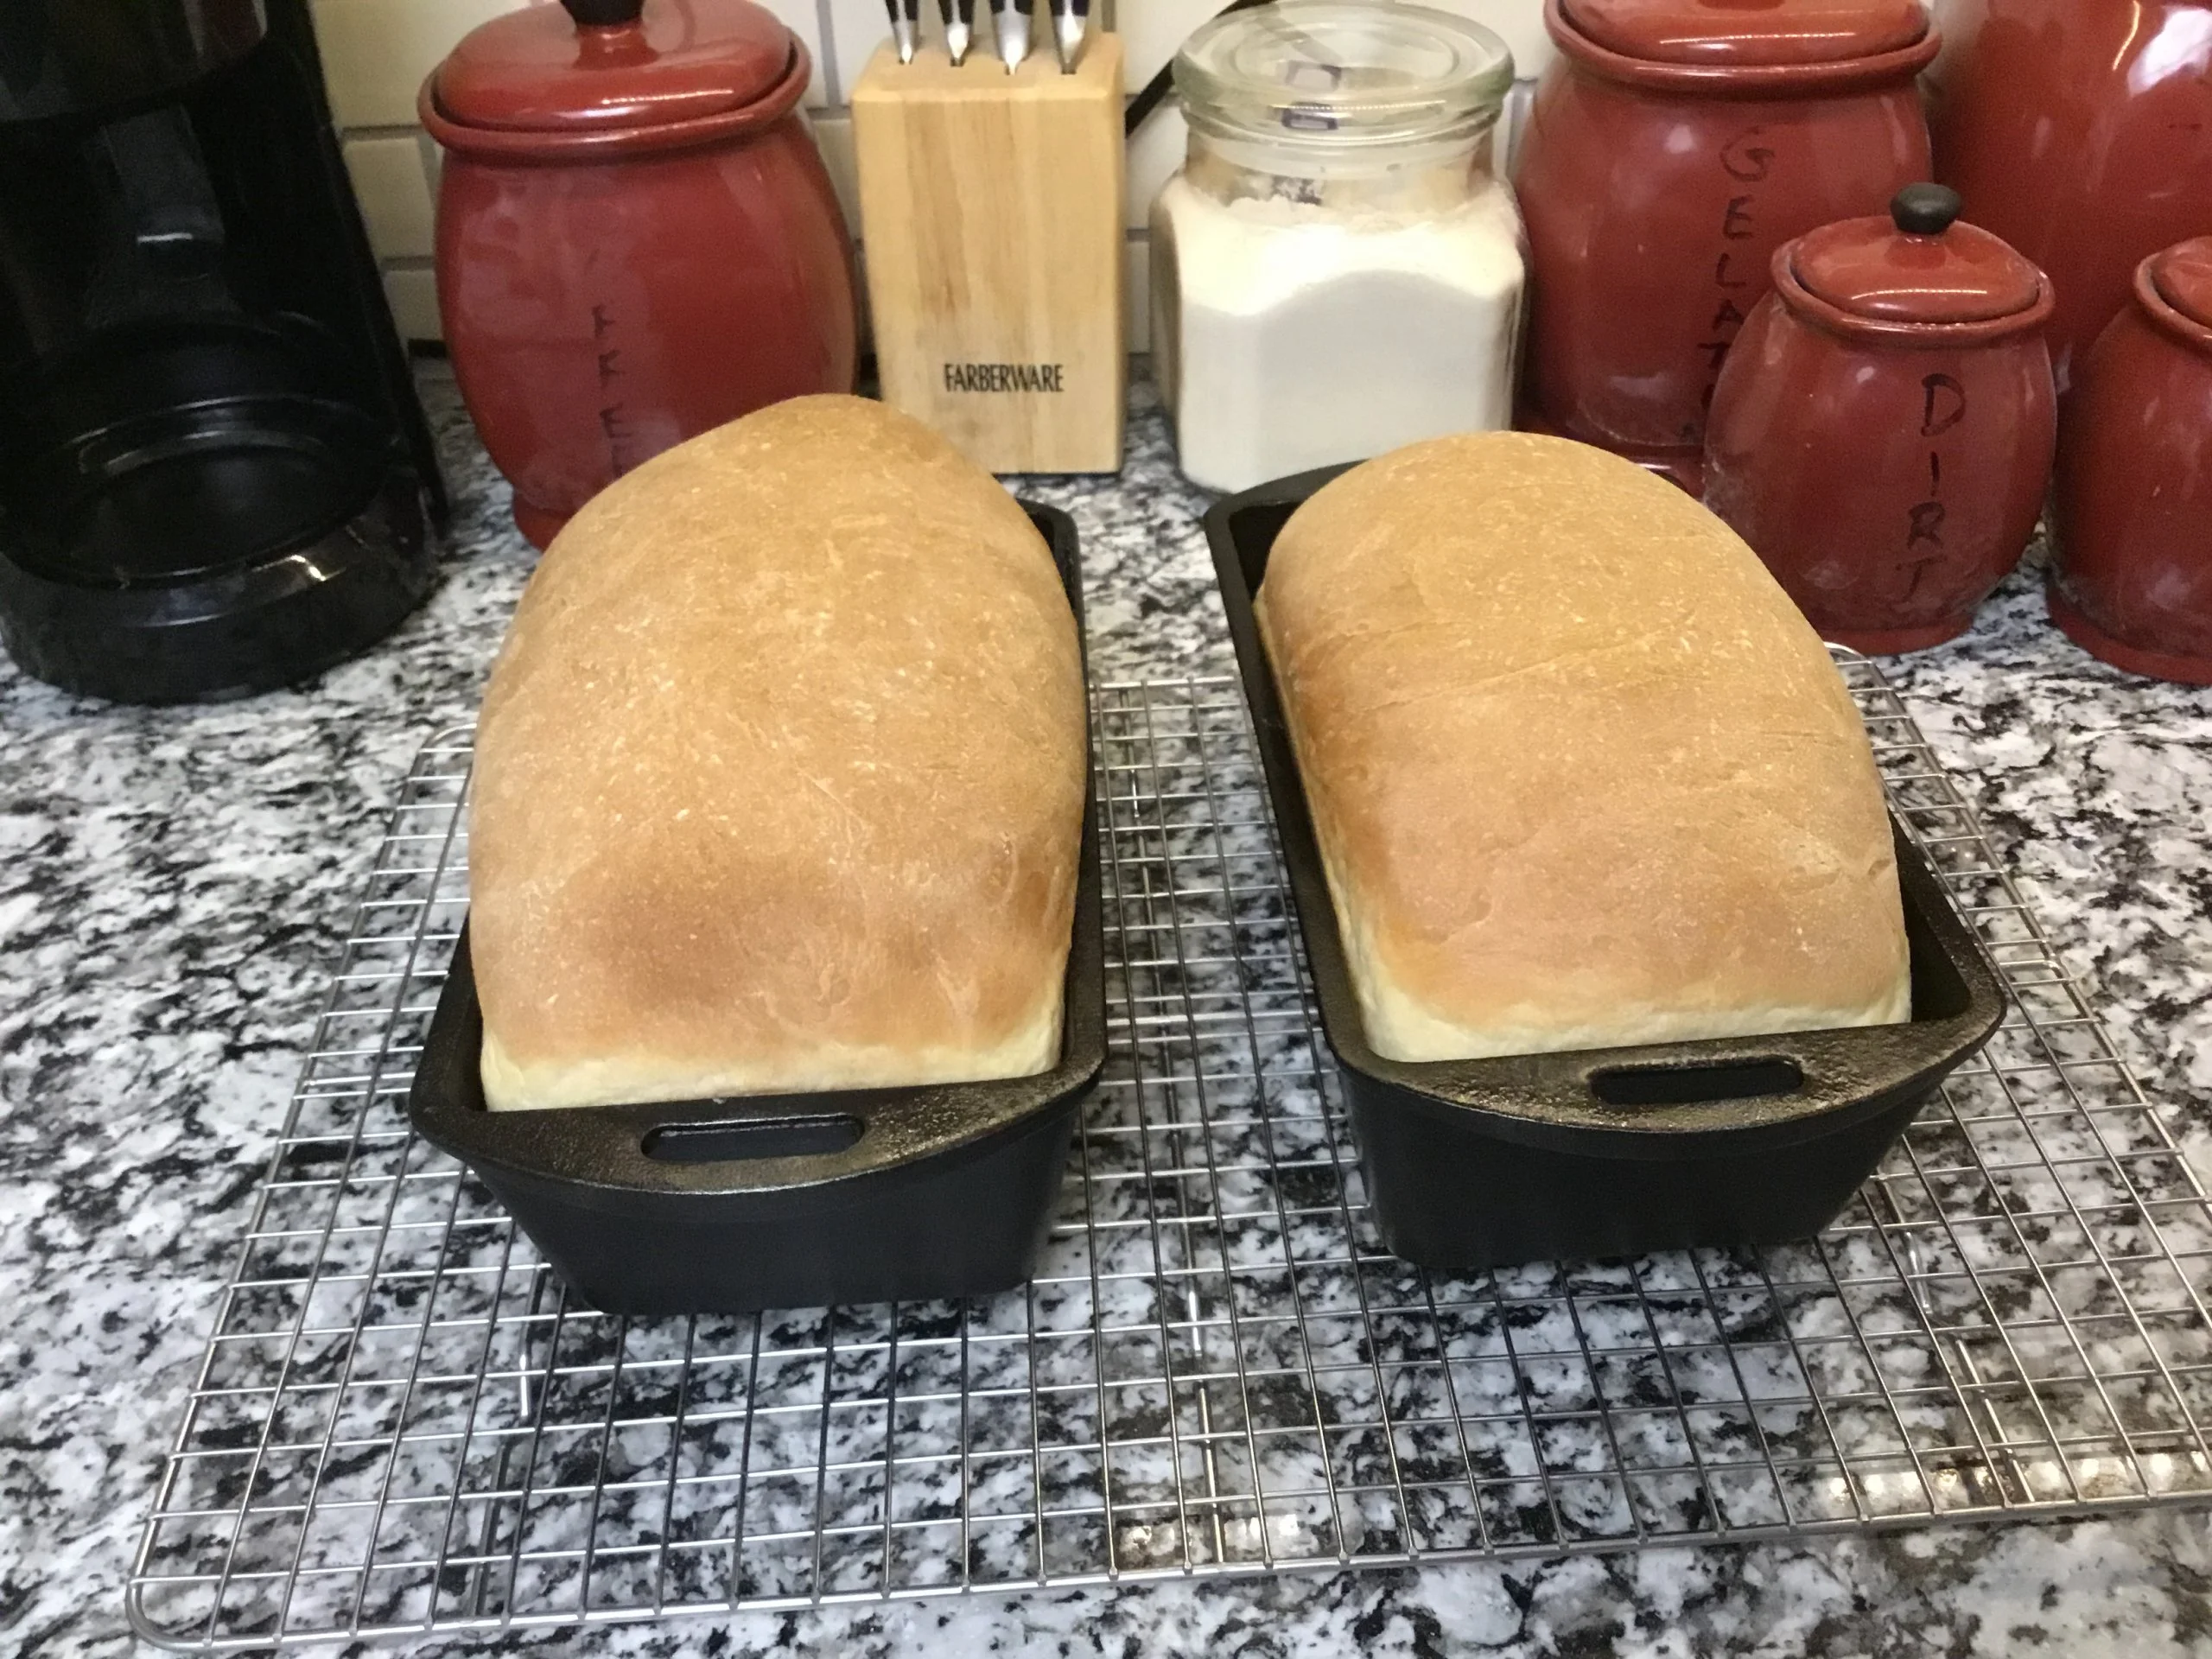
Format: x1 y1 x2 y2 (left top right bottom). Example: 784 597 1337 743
131 663 2212 1650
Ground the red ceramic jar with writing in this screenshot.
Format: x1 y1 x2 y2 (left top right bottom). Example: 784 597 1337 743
423 0 856 549
2049 240 2212 684
1703 186 2055 654
1512 0 1936 495
1929 0 2212 397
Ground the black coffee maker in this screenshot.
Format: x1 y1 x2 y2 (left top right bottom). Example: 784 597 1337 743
0 0 445 703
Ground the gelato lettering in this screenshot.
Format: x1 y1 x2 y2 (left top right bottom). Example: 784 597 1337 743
1695 125 1775 429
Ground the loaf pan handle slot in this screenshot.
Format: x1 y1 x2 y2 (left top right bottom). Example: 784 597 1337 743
1588 1058 1804 1109
642 1116 866 1163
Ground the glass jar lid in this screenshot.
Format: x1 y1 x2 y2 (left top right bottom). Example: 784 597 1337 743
1173 1 1514 151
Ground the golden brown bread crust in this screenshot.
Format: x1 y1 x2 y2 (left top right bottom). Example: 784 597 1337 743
1254 431 1910 1062
469 395 1087 1110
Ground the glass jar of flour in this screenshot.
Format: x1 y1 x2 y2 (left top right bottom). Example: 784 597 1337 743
1152 2 1523 493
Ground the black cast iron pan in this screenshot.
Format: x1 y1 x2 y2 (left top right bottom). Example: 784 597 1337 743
1205 464 2008 1268
410 503 1103 1313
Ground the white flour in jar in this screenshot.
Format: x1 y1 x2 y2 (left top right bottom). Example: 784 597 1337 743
1152 174 1528 493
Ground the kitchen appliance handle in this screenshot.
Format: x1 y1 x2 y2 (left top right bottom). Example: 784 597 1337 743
1581 1055 1807 1110
639 1112 867 1165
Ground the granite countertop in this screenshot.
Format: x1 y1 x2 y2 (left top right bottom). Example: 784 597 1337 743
4 365 2211 1657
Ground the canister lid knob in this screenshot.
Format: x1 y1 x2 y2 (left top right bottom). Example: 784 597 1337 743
561 0 645 26
1788 183 2049 328
1891 183 1963 238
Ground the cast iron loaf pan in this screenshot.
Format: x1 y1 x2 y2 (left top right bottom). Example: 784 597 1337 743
1205 465 2007 1269
410 504 1103 1315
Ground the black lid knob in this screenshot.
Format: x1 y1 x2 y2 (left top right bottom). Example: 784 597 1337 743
1891 183 1962 238
562 0 645 26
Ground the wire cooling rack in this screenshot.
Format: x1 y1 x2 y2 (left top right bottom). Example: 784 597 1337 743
130 663 2212 1650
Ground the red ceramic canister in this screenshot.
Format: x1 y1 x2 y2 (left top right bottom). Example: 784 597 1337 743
423 0 856 549
1929 0 2212 395
1703 186 2055 655
2049 240 2212 684
1513 0 1936 494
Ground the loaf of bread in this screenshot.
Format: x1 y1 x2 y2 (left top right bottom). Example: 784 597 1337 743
467 395 1087 1111
1255 432 1910 1063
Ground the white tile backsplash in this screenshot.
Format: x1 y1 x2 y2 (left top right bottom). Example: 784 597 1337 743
753 0 830 105
341 134 435 260
381 264 443 340
310 0 531 128
823 0 896 99
1116 0 1225 94
827 0 969 94
1422 0 1554 79
1124 98 1185 230
1123 233 1150 356
809 111 861 232
317 0 1550 345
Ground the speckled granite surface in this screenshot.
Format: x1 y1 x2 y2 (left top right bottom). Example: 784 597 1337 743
3 366 2210 1657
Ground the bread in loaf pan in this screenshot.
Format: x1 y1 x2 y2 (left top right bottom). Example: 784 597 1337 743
1211 463 2004 1266
467 394 1088 1111
1253 430 1910 1063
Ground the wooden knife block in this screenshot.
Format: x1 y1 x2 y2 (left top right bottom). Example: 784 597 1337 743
851 36 1126 474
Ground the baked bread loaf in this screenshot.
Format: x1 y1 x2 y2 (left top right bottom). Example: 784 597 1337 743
468 395 1087 1111
1255 431 1910 1063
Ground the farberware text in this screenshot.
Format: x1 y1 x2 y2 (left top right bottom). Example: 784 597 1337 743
944 361 1065 392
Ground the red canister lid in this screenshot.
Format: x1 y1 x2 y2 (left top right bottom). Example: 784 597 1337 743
1789 185 2047 326
1558 0 1927 65
431 0 795 133
2150 238 2212 332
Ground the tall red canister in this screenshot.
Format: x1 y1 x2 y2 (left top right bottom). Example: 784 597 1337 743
1512 0 1936 494
1929 0 2212 395
423 0 856 548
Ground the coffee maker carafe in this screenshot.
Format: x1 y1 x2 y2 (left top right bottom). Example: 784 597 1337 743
0 0 445 703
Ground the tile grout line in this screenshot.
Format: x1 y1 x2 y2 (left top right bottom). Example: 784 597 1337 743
815 0 842 108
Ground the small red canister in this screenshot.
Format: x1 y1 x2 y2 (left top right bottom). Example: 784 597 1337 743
423 0 856 548
1703 186 2056 653
2050 239 2212 683
1513 0 1936 493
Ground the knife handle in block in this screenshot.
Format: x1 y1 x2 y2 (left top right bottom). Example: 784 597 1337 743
851 35 1127 474
1051 0 1087 69
991 0 1033 69
884 0 919 61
